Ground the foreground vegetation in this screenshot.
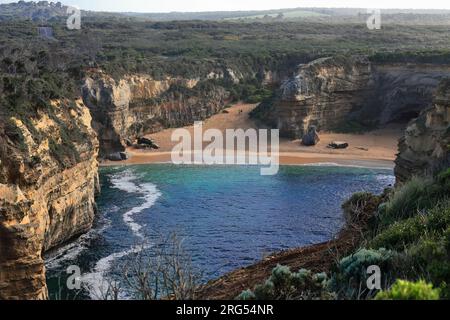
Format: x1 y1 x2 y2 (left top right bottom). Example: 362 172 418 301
238 168 450 300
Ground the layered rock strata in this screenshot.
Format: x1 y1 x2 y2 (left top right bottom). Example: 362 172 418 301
395 79 450 183
82 72 229 157
253 56 450 138
0 99 99 299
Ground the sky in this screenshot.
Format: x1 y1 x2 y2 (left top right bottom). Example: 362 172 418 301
1 0 450 12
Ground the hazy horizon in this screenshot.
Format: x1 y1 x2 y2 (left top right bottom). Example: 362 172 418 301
1 0 450 13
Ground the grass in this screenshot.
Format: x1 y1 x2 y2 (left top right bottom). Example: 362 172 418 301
227 10 329 20
379 176 443 226
367 170 450 298
371 199 450 251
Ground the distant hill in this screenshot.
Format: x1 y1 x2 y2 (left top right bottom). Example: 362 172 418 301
0 1 69 21
1 1 450 25
122 7 450 23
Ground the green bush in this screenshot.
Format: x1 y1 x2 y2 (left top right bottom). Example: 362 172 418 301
48 137 80 169
338 248 396 279
236 265 334 300
370 200 450 298
331 248 398 299
379 176 444 226
371 200 450 250
406 232 450 298
375 280 440 300
438 168 450 187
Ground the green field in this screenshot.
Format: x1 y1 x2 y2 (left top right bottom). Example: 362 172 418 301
226 9 330 20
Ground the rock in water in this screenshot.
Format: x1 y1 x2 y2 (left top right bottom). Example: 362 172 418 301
119 152 129 160
302 125 320 146
328 141 349 149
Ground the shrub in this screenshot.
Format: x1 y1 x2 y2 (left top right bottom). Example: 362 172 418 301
371 200 450 250
370 201 450 298
237 290 256 300
48 137 80 169
342 192 381 227
438 168 450 187
380 176 436 225
337 248 396 279
4 119 27 152
331 248 398 299
375 280 440 300
236 265 334 300
405 232 450 298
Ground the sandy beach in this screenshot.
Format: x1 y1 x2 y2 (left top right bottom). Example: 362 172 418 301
101 104 404 169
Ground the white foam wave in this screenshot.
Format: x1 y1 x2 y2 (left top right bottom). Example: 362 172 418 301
45 215 111 270
82 169 161 299
297 162 394 170
109 170 162 239
81 244 150 300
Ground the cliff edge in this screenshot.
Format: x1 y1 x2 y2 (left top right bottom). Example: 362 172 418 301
0 99 99 299
395 79 450 183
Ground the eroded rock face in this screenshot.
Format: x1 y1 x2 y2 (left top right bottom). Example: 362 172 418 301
372 64 450 125
265 56 375 138
82 71 229 157
0 99 99 299
253 56 450 139
395 79 450 184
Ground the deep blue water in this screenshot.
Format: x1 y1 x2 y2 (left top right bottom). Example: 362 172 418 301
45 164 394 299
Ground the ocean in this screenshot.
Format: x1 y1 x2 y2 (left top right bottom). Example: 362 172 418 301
45 163 394 299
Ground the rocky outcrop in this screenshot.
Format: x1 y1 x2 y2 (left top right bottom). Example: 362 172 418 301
258 56 375 138
253 56 450 139
0 99 99 299
395 79 450 183
82 71 229 156
302 125 320 146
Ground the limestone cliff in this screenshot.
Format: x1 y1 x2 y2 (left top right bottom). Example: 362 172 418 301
0 99 99 299
256 56 374 138
395 79 450 183
253 56 450 138
371 64 450 125
82 71 229 156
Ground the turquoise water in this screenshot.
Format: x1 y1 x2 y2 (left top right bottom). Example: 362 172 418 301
45 164 394 299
